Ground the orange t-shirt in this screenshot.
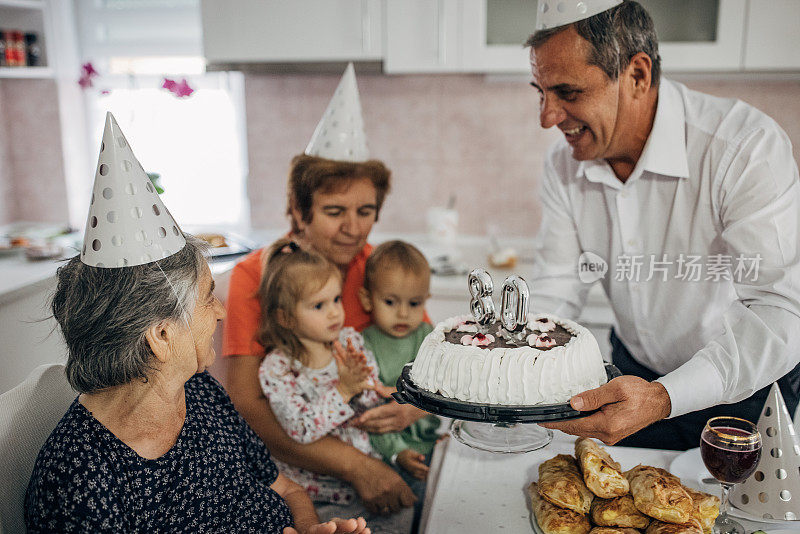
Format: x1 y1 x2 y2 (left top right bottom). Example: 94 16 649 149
222 243 374 358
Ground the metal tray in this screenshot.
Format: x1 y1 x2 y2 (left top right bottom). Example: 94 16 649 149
393 363 621 424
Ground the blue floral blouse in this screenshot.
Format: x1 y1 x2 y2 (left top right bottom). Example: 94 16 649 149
25 372 293 533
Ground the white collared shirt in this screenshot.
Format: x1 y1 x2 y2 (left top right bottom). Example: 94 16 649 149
531 78 800 418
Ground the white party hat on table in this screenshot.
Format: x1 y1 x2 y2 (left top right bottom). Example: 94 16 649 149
304 62 369 162
535 0 623 30
81 112 186 268
730 383 800 521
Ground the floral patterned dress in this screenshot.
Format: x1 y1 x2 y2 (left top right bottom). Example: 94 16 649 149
258 327 384 504
25 372 293 533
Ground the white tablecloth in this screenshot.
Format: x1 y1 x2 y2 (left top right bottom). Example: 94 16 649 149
420 430 800 534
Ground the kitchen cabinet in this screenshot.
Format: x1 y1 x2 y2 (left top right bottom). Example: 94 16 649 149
457 0 532 73
0 256 66 394
201 0 382 65
454 0 747 73
198 0 796 74
743 0 800 70
643 0 746 72
385 0 783 75
0 0 53 78
384 0 462 73
384 0 533 74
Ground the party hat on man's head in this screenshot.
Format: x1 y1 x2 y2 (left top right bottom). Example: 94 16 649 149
535 0 623 31
81 112 186 268
730 383 800 521
304 62 369 162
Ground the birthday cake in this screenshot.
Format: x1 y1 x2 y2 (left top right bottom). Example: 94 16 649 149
409 314 607 405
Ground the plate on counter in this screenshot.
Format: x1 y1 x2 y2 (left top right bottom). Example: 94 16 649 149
0 245 25 257
670 448 798 524
196 232 255 261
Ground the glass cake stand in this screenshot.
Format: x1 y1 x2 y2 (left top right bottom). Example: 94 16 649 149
393 364 621 454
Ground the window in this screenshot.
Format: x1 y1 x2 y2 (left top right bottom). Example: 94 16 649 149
75 0 249 230
83 72 249 228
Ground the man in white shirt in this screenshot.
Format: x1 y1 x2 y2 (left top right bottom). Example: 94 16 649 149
527 1 800 449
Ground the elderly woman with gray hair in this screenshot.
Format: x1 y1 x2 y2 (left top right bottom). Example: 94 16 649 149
24 236 370 534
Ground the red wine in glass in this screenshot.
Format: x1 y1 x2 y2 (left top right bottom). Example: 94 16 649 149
701 427 762 483
700 417 762 534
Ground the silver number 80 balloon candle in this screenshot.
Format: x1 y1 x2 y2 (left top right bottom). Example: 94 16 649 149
468 268 496 327
500 275 529 333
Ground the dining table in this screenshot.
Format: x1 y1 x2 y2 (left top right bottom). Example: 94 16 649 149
419 429 800 534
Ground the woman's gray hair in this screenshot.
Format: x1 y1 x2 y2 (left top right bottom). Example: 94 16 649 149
525 1 661 87
52 235 209 393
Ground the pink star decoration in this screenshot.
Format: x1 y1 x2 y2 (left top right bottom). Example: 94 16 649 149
78 62 99 89
162 78 195 98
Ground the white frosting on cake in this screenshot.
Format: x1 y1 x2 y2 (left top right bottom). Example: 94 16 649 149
410 314 607 405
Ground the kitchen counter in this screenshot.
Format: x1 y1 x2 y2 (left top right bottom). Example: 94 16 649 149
0 251 69 394
0 251 68 305
0 229 612 313
0 230 616 393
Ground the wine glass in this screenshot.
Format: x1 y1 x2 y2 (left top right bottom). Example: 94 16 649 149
700 416 762 534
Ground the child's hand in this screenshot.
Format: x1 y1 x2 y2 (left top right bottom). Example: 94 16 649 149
333 340 373 402
283 516 370 534
369 383 397 399
396 449 429 480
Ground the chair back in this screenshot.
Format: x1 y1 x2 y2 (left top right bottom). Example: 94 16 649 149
0 364 76 534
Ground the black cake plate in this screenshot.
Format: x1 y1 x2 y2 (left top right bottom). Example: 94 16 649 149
393 363 621 424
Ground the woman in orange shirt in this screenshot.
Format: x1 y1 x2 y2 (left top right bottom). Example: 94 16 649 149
222 154 428 518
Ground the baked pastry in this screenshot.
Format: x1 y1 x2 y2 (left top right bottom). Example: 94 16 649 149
590 528 642 534
576 438 630 498
488 247 518 269
625 466 693 524
682 486 720 534
196 232 227 248
591 496 651 529
530 482 592 534
539 455 595 514
644 520 703 534
410 314 607 405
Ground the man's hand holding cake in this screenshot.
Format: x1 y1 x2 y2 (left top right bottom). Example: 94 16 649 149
540 377 673 445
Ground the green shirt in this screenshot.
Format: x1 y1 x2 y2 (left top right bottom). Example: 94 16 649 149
362 323 440 460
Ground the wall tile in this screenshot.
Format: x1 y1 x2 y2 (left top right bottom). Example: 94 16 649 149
0 81 13 224
244 72 564 237
0 79 68 224
245 74 799 239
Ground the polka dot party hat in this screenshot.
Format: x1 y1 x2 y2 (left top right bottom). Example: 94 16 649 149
535 0 622 30
81 112 186 268
730 383 800 521
304 62 369 162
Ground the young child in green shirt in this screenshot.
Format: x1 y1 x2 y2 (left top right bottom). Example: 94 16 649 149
357 241 440 483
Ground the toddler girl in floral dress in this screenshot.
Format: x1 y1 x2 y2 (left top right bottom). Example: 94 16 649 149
256 238 390 505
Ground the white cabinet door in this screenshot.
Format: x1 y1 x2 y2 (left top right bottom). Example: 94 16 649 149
456 0 749 74
652 0 746 72
201 0 382 63
743 0 800 70
458 0 533 73
384 0 462 73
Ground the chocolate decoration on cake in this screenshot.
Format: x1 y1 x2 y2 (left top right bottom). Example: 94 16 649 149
444 319 574 350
